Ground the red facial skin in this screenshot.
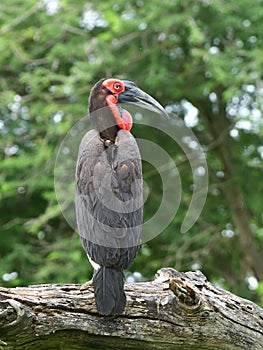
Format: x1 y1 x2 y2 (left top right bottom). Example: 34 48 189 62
102 79 133 131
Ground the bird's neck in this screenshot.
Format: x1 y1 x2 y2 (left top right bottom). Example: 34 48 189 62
89 103 132 144
89 105 119 143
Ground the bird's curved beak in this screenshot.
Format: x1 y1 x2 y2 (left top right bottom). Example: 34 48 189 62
118 80 170 119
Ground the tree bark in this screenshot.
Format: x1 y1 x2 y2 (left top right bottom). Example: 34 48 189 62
0 268 262 350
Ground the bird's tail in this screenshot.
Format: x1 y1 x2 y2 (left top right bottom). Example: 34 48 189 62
93 267 126 316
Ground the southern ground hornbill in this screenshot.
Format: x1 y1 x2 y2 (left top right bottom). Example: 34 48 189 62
75 78 168 316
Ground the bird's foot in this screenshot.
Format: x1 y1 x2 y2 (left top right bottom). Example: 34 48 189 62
80 279 94 291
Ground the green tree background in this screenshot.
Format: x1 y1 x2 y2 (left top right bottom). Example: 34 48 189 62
1 0 263 306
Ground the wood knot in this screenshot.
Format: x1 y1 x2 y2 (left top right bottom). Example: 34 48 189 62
0 299 35 330
169 279 201 313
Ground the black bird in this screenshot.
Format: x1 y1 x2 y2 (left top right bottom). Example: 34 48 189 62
75 78 168 316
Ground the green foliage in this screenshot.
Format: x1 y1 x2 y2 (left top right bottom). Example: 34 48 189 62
1 0 263 306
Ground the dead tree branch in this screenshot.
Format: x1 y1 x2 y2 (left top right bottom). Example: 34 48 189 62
0 268 262 350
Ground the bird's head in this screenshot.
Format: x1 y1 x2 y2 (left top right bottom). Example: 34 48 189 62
89 78 169 137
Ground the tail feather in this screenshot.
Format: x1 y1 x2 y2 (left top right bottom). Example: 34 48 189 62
93 267 126 316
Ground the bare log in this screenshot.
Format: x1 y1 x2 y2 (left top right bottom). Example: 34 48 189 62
0 268 262 350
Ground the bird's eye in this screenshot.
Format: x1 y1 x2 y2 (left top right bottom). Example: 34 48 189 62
114 83 121 90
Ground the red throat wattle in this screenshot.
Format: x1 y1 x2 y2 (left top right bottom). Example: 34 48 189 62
106 94 133 131
120 108 133 131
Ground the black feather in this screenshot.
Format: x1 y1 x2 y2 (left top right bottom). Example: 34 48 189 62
76 129 143 316
93 267 126 316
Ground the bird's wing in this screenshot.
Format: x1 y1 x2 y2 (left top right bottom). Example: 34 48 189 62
75 129 143 269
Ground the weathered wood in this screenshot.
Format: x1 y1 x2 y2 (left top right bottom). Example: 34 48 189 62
0 268 262 349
